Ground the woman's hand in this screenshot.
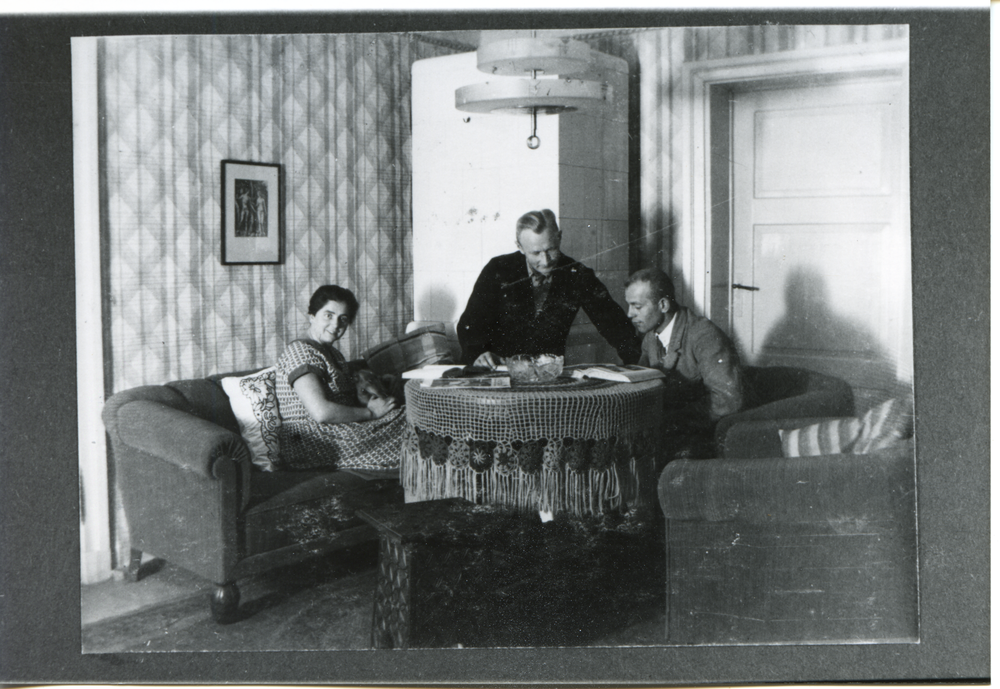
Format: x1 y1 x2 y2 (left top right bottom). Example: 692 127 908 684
294 372 385 424
366 394 398 419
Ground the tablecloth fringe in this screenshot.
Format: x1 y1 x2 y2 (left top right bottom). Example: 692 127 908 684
402 443 650 518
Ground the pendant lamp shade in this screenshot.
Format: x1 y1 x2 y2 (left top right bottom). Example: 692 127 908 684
455 33 612 148
476 37 593 76
455 78 612 115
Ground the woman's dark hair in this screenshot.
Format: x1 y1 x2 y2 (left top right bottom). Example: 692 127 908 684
308 284 359 323
515 209 560 239
625 267 676 303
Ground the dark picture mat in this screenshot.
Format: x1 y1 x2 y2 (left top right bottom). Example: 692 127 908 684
0 7 988 685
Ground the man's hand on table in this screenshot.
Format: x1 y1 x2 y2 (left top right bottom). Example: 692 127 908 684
473 351 504 370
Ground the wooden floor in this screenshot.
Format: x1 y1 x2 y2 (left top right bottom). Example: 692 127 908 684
82 537 669 653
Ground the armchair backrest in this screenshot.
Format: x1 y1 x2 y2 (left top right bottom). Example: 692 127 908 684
715 366 855 453
742 365 855 412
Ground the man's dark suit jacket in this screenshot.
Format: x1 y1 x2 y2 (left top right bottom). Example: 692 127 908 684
457 251 641 366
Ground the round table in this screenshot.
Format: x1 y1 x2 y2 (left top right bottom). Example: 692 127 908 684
401 377 664 519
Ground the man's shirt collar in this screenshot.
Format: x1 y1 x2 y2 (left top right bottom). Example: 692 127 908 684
656 312 677 352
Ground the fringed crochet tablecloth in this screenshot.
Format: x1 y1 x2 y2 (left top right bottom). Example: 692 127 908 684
401 378 665 519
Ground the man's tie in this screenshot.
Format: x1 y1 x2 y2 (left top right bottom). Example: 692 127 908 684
530 272 551 314
656 336 668 366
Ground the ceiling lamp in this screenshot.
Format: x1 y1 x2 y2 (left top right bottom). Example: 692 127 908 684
455 34 612 150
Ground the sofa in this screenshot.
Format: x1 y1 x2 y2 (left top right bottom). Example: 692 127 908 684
101 369 403 622
101 323 457 623
658 395 918 645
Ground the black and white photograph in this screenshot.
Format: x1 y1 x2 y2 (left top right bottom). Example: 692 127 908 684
0 4 989 687
78 21 919 652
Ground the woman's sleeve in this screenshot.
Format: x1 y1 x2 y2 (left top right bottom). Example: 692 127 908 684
277 340 328 387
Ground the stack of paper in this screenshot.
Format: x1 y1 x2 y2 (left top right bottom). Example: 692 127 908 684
401 364 464 380
420 377 511 389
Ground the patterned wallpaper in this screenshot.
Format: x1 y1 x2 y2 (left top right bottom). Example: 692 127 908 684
99 33 457 393
682 24 908 60
98 26 907 394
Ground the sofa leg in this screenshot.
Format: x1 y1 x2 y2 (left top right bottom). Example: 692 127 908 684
210 582 240 624
123 548 143 583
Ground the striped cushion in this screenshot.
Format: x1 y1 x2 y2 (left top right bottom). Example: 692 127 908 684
853 395 914 454
779 395 914 458
779 417 862 457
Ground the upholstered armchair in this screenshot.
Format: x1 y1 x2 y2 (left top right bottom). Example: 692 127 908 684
102 324 458 623
102 323 460 623
658 397 918 645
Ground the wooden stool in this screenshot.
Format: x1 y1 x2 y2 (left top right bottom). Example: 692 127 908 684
359 498 493 649
359 498 665 649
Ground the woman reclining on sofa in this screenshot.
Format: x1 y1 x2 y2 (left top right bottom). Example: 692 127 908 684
274 284 405 471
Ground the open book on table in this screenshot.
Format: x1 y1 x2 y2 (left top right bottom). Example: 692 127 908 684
569 364 665 383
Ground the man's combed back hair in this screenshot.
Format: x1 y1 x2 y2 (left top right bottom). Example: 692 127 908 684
626 267 676 302
516 209 560 237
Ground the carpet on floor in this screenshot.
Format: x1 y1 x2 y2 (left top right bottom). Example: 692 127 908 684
82 516 667 652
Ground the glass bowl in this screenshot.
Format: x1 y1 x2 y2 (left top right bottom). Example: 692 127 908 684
506 354 564 384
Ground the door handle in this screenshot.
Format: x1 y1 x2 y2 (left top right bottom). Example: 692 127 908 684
732 283 760 291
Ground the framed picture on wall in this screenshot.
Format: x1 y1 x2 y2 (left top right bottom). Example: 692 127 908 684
221 160 283 264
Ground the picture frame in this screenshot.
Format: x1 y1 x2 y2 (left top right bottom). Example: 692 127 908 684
221 159 283 264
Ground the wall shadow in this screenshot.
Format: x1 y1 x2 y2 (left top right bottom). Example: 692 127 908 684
415 285 458 332
756 267 909 406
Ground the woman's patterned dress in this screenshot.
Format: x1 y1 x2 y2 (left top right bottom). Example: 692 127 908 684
275 338 405 470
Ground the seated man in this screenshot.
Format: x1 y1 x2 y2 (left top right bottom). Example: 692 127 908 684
458 209 641 368
624 267 744 461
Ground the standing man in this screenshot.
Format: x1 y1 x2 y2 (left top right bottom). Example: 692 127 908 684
624 267 744 459
458 209 641 368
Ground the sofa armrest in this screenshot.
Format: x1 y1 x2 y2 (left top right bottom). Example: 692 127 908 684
113 400 252 480
659 439 915 523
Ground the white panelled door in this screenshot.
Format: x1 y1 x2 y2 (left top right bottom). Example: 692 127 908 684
729 74 910 407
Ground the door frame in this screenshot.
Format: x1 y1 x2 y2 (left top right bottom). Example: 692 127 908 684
679 39 909 330
73 36 115 584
